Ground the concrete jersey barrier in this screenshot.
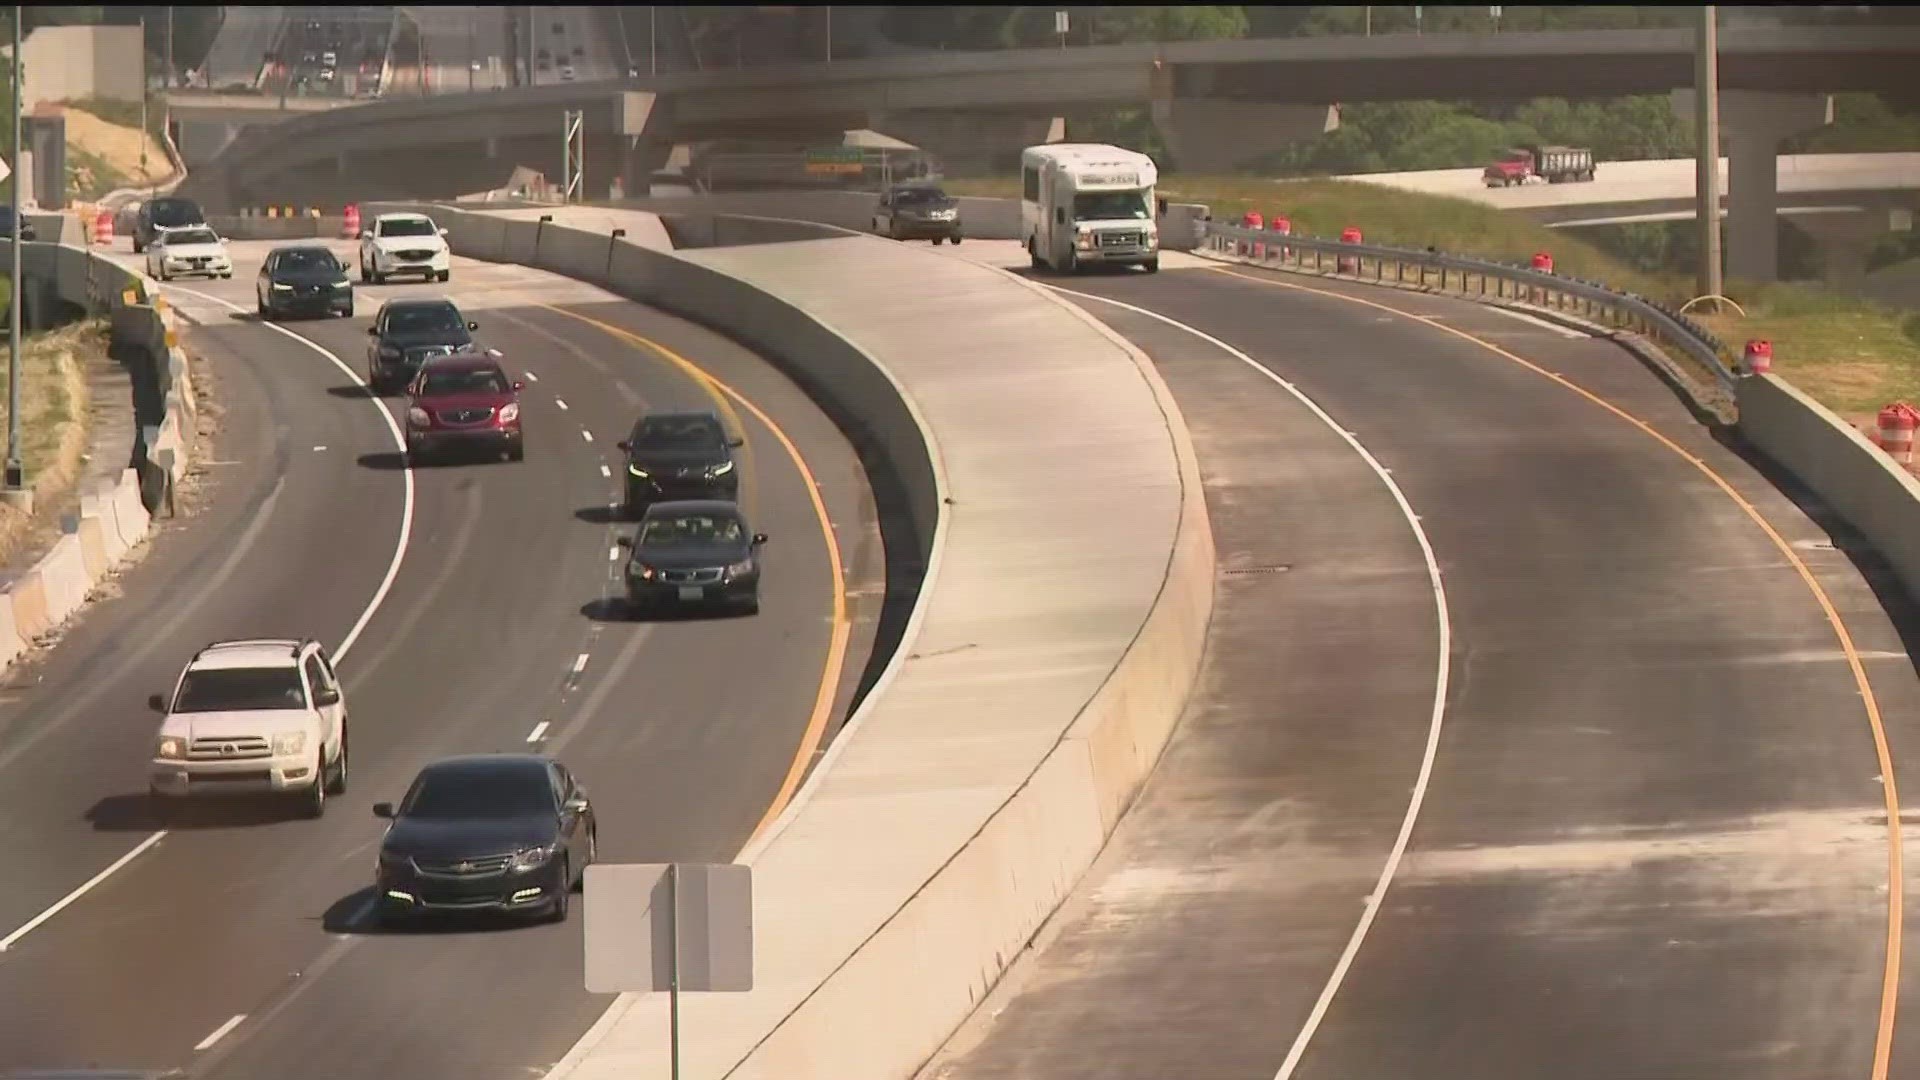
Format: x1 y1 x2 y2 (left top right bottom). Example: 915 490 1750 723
0 230 194 677
363 199 1214 1079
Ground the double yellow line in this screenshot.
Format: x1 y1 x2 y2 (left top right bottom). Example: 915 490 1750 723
1207 263 1904 1078
540 304 852 841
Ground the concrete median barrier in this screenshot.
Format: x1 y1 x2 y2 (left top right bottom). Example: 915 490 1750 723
365 198 1215 1080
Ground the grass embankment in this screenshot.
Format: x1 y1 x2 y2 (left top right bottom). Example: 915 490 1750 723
943 176 1920 423
0 318 100 568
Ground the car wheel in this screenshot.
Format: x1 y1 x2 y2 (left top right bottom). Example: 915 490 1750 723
1143 257 1160 274
932 236 944 246
547 859 572 922
300 771 327 818
436 269 450 283
952 235 963 246
507 443 525 462
340 302 354 318
326 731 349 795
133 239 144 254
741 594 760 616
371 267 385 285
220 272 233 279
359 261 370 283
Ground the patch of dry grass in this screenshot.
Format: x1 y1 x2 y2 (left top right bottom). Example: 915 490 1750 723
0 319 103 567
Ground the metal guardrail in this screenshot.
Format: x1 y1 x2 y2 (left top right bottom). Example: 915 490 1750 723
1203 222 1739 394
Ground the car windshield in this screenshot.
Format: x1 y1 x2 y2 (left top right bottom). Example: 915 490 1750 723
401 767 555 817
639 514 745 546
276 249 339 273
380 218 438 238
388 306 464 333
632 417 724 451
1072 191 1151 221
420 367 509 396
149 200 203 227
895 188 950 205
165 228 220 246
171 667 307 712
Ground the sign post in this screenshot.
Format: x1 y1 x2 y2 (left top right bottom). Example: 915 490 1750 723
585 863 754 1080
1054 9 1068 48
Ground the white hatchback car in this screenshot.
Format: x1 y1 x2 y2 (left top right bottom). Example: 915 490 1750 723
144 224 233 281
147 638 350 818
359 212 452 284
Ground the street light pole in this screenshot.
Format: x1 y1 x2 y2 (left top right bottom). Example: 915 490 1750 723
7 3 26 501
649 5 656 77
1694 4 1723 300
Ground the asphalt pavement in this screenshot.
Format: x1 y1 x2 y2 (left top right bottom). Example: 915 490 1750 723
920 259 1920 1079
0 241 881 1078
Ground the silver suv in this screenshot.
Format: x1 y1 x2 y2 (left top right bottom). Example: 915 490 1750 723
147 639 350 818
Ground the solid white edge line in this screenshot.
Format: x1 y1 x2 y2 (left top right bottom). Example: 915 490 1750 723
572 653 590 674
1046 285 1453 1080
1481 304 1589 340
527 720 551 743
166 285 415 665
194 1013 248 1052
0 282 418 955
0 830 167 951
556 397 570 410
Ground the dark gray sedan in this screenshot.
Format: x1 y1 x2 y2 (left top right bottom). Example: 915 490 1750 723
619 500 767 617
872 184 964 245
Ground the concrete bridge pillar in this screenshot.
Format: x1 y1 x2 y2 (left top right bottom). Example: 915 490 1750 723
1801 209 1892 284
1149 98 1339 175
1673 89 1833 282
868 112 1065 177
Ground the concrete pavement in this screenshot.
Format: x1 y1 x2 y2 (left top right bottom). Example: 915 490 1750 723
919 257 1920 1079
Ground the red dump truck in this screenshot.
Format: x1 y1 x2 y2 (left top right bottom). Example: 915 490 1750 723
1483 145 1597 187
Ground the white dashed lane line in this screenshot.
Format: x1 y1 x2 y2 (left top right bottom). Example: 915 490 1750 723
572 653 590 675
580 430 594 444
555 397 569 411
599 464 611 478
527 720 551 743
195 1014 248 1052
607 546 620 561
523 370 539 382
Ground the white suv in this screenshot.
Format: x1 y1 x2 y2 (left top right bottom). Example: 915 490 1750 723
359 212 452 284
147 639 350 818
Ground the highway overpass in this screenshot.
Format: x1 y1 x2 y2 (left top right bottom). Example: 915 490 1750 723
177 23 1920 280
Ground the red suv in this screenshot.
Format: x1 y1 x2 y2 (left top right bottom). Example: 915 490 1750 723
404 354 525 464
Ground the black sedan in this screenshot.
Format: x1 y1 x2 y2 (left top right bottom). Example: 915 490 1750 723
620 500 767 616
366 298 479 392
872 184 963 244
618 411 743 517
373 754 597 925
256 245 354 320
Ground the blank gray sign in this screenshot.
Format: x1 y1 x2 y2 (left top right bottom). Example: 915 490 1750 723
583 863 753 995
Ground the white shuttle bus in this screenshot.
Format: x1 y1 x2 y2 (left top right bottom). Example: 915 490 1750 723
1020 143 1161 274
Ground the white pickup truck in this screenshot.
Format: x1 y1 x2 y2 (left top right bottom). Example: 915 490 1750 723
147 638 351 818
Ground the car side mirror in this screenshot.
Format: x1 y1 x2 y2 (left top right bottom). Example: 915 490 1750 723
372 802 394 819
615 535 632 547
727 438 744 448
512 380 525 392
467 321 478 331
359 230 372 240
615 440 630 451
440 228 450 237
752 532 768 546
147 693 166 713
564 796 589 814
314 687 341 706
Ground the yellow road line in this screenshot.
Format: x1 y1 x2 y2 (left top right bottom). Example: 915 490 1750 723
1206 263 1904 1080
538 303 853 841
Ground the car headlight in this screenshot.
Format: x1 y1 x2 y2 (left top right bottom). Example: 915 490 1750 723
333 280 352 290
1076 232 1095 250
406 406 430 427
706 460 735 478
627 463 649 478
629 562 656 581
272 731 306 756
156 735 187 760
509 842 561 872
497 402 520 423
272 282 293 291
725 558 754 578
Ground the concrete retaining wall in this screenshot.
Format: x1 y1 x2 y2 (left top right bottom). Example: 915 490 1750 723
363 199 1215 1080
0 229 191 674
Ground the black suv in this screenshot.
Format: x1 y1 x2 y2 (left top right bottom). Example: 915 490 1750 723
133 197 206 254
256 245 353 320
366 299 479 393
617 412 742 517
620 500 767 616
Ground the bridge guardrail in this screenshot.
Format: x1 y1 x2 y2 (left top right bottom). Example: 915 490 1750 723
1202 221 1739 394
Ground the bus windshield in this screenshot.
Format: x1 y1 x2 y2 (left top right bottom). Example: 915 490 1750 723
1072 191 1151 222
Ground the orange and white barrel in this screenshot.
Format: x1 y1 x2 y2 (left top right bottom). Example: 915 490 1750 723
1878 403 1918 465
